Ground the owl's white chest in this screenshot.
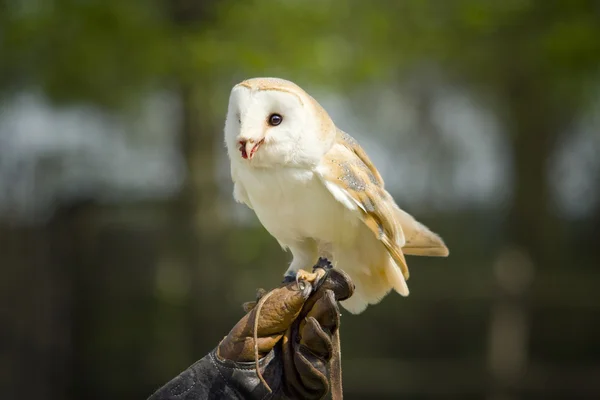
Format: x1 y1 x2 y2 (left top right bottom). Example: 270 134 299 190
235 166 358 247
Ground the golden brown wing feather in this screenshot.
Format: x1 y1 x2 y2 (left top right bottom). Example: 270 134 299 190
336 129 384 187
333 130 449 259
319 137 411 280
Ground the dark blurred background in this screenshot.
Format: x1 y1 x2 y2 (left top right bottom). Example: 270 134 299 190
1 1 599 399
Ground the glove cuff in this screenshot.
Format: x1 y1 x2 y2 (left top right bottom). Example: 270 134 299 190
211 347 283 398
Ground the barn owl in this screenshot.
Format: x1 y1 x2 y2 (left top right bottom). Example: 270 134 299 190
224 77 449 314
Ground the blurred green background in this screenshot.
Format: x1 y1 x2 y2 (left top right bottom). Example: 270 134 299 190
1 0 599 399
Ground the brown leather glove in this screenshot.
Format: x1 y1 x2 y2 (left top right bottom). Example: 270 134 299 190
217 260 354 400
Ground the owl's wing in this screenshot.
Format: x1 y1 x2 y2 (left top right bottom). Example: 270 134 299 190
336 130 384 187
317 131 448 280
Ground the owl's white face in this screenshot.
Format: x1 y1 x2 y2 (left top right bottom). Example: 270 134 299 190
224 81 333 168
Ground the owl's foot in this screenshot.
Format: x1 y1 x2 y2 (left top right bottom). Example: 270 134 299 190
313 257 333 271
282 272 297 284
281 257 333 292
295 268 327 285
282 266 328 287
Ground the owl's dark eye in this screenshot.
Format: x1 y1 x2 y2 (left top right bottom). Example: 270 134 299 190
268 113 283 126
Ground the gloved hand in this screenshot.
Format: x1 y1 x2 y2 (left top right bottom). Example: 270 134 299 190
148 260 354 400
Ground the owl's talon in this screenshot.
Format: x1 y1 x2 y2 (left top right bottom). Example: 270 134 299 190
295 269 311 283
295 268 327 286
282 261 331 290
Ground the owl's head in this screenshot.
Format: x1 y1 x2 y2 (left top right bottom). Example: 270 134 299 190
224 77 336 168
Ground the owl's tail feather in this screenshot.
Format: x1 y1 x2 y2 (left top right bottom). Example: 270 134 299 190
394 206 449 257
340 292 368 314
340 255 408 314
382 238 410 282
385 254 409 297
337 239 410 314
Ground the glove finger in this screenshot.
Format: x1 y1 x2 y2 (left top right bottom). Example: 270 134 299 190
219 280 312 361
292 344 330 398
304 289 339 335
313 267 355 302
218 333 284 362
255 280 313 335
241 288 269 312
299 316 333 361
242 301 257 312
299 267 352 321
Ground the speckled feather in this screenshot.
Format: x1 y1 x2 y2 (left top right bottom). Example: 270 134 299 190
319 129 410 280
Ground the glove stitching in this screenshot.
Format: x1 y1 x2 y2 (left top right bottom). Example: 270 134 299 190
212 349 275 371
294 348 329 396
209 351 233 397
304 316 334 358
298 343 328 364
212 349 275 400
166 364 199 398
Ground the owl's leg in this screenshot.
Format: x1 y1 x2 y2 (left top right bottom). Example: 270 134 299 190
282 239 318 283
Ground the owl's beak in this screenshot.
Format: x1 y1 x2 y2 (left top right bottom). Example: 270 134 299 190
238 138 264 160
